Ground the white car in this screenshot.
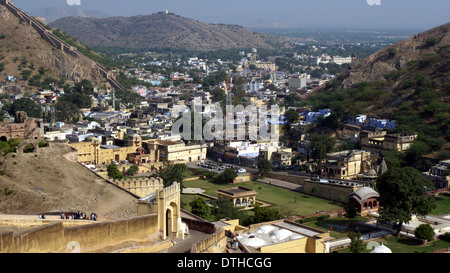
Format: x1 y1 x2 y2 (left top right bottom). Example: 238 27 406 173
237 168 246 173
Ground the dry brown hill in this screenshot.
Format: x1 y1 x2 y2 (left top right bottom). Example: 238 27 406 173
49 12 293 52
0 143 137 220
306 22 450 161
340 22 450 89
0 4 111 91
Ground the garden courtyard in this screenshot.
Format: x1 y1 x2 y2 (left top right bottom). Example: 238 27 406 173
181 179 344 216
181 179 450 253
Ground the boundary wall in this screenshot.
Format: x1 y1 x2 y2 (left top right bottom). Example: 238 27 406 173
0 0 125 90
0 214 160 253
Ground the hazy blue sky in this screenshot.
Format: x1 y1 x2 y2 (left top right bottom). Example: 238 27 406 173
12 0 450 30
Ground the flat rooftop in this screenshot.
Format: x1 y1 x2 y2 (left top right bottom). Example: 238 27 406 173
217 186 256 197
237 220 327 250
100 145 121 149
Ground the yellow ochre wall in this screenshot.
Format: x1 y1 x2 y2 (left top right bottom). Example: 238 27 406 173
0 214 160 253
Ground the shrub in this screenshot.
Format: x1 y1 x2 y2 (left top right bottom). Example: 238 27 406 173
425 38 439 47
107 163 124 180
439 232 450 242
215 168 237 184
23 144 35 153
126 164 139 176
318 215 331 221
388 48 397 57
414 223 435 242
189 197 210 219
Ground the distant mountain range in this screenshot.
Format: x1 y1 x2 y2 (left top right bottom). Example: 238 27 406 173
29 6 108 23
48 12 292 52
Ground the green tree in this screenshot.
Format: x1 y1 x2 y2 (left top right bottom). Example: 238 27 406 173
189 197 211 219
107 163 124 180
347 232 364 253
211 198 246 222
28 74 42 87
210 87 226 103
284 110 299 128
404 141 431 170
283 93 303 107
310 186 319 197
414 223 435 243
215 168 237 184
156 163 188 187
54 100 80 122
375 167 436 236
307 134 336 162
251 206 281 224
126 164 139 176
258 159 272 177
383 150 405 169
388 47 397 57
61 91 92 109
21 70 32 81
114 88 142 107
8 98 42 118
345 204 357 219
230 76 245 106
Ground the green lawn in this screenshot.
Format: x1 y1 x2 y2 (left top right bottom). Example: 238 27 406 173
432 194 450 215
180 193 214 212
182 179 344 216
302 216 372 239
337 236 450 253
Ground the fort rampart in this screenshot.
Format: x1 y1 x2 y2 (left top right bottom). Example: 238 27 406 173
113 177 164 198
190 228 227 253
0 214 160 253
0 0 125 91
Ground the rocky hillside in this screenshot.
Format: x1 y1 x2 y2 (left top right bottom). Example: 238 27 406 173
0 4 111 90
49 12 292 52
340 22 450 89
307 22 450 160
0 143 137 220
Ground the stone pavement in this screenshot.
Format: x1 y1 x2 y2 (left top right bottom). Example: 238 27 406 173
167 229 212 253
257 177 303 192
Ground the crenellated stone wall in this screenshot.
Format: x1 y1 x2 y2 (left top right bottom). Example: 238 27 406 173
191 228 227 253
0 0 125 90
113 177 164 198
0 214 161 253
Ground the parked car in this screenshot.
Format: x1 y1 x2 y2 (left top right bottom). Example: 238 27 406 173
237 168 246 173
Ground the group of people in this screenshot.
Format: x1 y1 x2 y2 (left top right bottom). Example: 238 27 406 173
60 211 98 221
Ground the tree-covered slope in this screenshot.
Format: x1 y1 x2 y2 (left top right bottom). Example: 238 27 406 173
306 23 450 160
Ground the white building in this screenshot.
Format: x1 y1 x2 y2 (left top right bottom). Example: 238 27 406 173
347 115 367 126
309 54 353 65
331 56 353 65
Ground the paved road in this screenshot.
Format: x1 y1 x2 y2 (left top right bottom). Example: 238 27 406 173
257 177 303 192
167 229 212 253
